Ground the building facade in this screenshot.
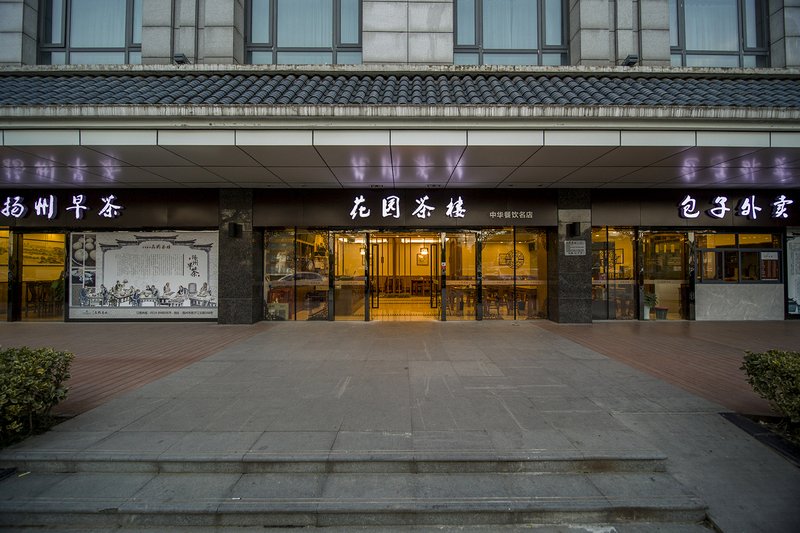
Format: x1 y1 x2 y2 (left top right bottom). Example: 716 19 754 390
1 0 799 324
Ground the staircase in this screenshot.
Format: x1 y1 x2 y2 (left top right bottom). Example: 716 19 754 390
0 449 709 530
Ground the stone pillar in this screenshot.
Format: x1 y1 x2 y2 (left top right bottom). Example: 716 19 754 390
142 0 244 65
569 0 612 66
638 0 671 66
0 0 37 66
770 0 800 68
363 0 453 64
548 190 592 323
218 189 263 324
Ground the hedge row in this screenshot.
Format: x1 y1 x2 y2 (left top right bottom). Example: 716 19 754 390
1 346 74 446
741 349 800 424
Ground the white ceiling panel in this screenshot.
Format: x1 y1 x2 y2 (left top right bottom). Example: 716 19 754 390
330 166 394 183
506 166 577 181
522 146 616 166
85 145 194 166
13 146 130 167
391 146 465 167
316 145 392 167
394 166 454 182
269 167 338 182
237 130 312 146
241 146 326 167
391 130 466 146
620 131 695 146
591 146 692 167
314 130 390 146
457 146 540 166
545 130 620 146
206 166 282 182
653 146 763 167
159 130 235 146
143 166 223 182
81 130 158 145
161 146 259 167
467 130 544 146
449 166 515 183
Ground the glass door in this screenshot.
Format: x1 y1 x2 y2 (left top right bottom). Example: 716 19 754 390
592 227 636 320
21 233 66 321
333 232 367 321
1 230 8 320
369 232 441 321
639 231 690 320
445 232 477 320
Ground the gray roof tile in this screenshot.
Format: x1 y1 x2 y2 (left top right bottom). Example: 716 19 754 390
0 72 798 108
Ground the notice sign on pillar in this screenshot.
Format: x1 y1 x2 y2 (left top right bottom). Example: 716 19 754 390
564 240 587 256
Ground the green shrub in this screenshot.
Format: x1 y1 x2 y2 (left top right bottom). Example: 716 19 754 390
0 346 74 445
741 350 800 424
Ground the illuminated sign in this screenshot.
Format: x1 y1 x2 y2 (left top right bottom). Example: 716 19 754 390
678 193 793 221
1 193 124 220
350 195 468 220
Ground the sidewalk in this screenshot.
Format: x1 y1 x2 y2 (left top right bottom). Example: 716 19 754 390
1 320 799 531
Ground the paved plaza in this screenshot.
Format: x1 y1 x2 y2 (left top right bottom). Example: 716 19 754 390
0 320 799 531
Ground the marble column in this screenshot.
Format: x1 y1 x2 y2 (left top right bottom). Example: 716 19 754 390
548 190 592 323
218 189 263 324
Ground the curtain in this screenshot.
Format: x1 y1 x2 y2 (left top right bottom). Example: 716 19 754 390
684 0 738 51
278 0 333 48
70 0 127 48
483 0 537 50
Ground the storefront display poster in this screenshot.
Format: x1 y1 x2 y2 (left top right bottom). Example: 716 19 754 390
68 231 218 320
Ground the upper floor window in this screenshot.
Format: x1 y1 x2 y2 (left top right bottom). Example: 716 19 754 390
247 0 361 64
39 0 142 64
670 0 768 67
454 0 567 66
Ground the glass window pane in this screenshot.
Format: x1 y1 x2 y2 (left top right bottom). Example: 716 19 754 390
43 0 65 44
697 233 737 248
456 0 476 46
701 251 723 281
70 0 127 48
723 250 739 281
278 0 332 47
277 51 333 64
250 50 274 64
41 51 67 65
128 50 141 64
69 51 127 64
738 234 778 248
294 230 329 320
454 52 480 65
671 53 683 66
445 232 477 321
544 0 562 46
484 53 538 65
743 54 769 68
684 0 738 52
541 52 566 66
741 251 759 280
340 0 360 44
251 0 270 43
265 230 296 320
336 51 362 64
483 0 537 50
515 229 548 319
685 54 740 67
132 0 142 44
744 0 765 48
669 0 678 47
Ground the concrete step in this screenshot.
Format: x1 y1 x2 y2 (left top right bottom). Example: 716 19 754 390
0 450 667 475
0 470 706 529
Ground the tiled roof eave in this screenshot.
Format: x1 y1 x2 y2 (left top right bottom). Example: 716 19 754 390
2 103 799 124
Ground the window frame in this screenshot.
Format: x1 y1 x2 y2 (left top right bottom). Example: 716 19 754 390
246 0 362 65
697 233 782 284
453 0 568 66
38 0 142 65
670 0 769 68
